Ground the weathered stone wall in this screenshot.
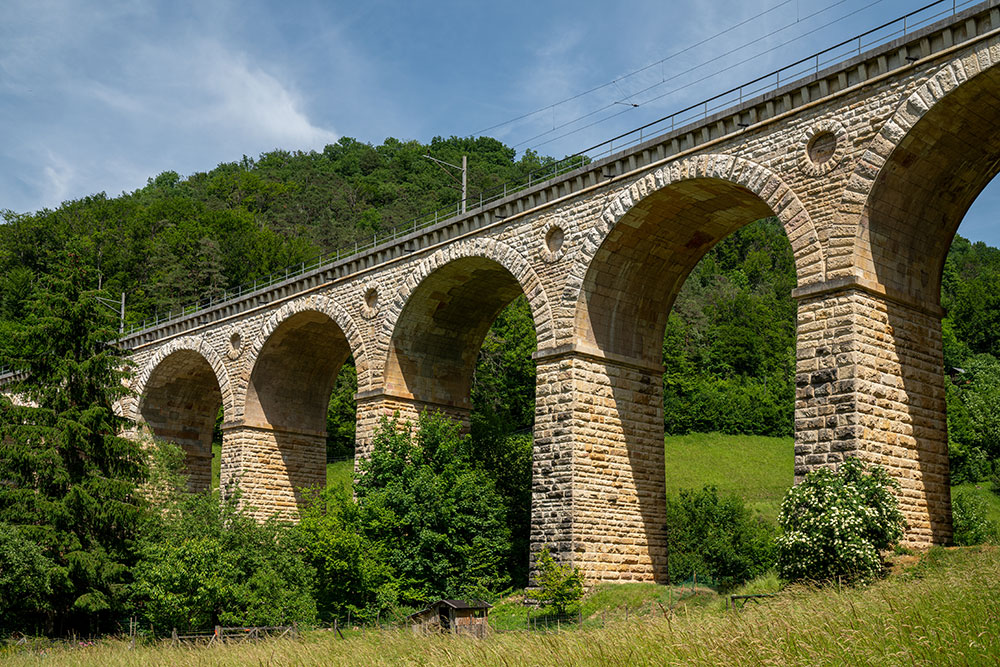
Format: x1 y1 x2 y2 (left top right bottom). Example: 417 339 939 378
355 392 471 462
532 353 667 584
118 4 1000 579
221 425 326 520
794 287 951 544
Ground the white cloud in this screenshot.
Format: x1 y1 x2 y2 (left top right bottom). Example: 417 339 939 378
185 43 338 149
0 2 340 213
39 151 74 207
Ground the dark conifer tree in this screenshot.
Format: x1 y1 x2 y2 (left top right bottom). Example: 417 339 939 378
0 251 147 634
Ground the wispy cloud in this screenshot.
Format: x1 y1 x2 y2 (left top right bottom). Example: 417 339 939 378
0 0 339 213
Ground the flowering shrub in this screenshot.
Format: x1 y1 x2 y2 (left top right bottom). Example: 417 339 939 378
776 458 905 583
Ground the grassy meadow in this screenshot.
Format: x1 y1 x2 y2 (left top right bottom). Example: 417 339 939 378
663 432 793 522
5 546 998 665
13 434 1000 664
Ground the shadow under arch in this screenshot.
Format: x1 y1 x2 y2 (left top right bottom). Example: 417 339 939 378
564 157 812 583
838 47 1000 544
133 337 234 492
237 297 366 515
565 154 824 340
378 238 553 414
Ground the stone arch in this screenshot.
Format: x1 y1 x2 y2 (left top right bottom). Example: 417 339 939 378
221 294 368 517
130 335 235 423
130 335 234 492
376 237 553 410
242 292 371 400
377 236 555 368
567 154 819 363
565 154 824 314
843 40 1000 302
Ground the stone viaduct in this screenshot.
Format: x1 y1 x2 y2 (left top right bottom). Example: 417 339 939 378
123 2 1000 583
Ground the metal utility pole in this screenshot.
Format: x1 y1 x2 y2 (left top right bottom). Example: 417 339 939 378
96 291 125 334
424 153 467 214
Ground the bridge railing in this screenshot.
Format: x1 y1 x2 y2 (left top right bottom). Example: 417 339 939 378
121 0 982 338
123 152 590 336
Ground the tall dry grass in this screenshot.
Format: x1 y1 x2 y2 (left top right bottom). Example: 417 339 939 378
4 547 998 666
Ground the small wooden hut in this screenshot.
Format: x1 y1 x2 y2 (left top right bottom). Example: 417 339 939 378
407 599 491 638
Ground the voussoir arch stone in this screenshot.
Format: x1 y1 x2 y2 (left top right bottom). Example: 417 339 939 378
564 154 825 312
843 38 1000 256
376 236 555 372
129 335 235 423
240 293 371 400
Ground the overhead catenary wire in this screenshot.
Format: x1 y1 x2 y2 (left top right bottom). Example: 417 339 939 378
470 0 799 137
118 0 971 336
513 0 887 152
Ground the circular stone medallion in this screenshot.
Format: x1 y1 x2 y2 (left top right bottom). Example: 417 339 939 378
798 119 847 177
542 223 566 263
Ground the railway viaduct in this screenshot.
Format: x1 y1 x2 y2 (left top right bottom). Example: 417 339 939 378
123 1 1000 583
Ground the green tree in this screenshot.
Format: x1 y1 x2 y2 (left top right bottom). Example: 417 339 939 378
326 361 358 459
533 547 583 615
355 412 512 603
0 524 54 635
297 487 398 623
469 296 537 587
131 488 317 634
0 252 147 634
663 486 775 591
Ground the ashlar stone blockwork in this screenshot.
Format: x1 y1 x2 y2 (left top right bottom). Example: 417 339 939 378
123 4 1000 583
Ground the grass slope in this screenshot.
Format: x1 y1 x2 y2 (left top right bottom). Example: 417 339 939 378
664 432 793 523
326 459 354 492
7 547 998 665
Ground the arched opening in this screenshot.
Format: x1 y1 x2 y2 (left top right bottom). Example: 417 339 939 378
139 349 223 492
240 309 354 516
571 175 800 583
381 254 539 587
579 178 777 363
660 217 796 524
861 66 1000 305
857 61 1000 544
384 256 527 411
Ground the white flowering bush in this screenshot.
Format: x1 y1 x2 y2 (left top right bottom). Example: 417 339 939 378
777 458 905 583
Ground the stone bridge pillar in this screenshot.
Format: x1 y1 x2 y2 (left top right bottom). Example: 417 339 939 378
220 422 326 521
354 389 472 459
531 348 668 584
793 281 951 546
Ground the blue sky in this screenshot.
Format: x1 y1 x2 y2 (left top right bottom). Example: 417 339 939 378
2 0 998 245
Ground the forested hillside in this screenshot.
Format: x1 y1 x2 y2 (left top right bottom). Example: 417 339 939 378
0 136 558 326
